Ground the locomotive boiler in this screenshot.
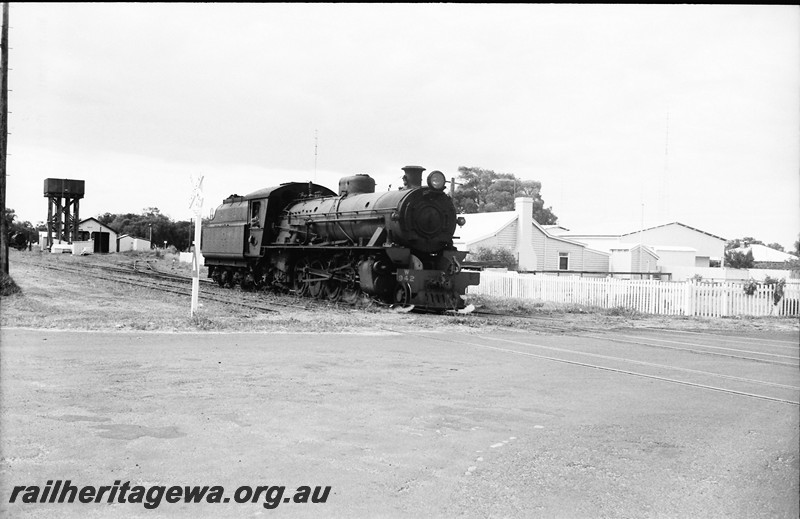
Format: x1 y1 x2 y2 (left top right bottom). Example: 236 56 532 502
201 165 479 312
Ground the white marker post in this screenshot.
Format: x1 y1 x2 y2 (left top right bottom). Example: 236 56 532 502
189 176 204 317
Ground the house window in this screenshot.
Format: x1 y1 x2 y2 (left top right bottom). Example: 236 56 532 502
558 252 569 270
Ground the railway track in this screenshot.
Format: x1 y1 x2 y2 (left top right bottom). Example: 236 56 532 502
472 308 799 366
382 328 800 406
25 257 396 315
29 259 293 313
586 333 798 367
472 309 593 334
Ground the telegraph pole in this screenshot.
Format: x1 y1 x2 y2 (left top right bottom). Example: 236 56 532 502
0 3 9 275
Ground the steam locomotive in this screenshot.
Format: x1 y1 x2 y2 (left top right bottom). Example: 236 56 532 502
201 165 479 311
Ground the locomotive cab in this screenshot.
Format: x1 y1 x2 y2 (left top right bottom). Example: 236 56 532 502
246 199 266 257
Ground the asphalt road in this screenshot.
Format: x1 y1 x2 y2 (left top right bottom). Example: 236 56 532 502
1 327 798 518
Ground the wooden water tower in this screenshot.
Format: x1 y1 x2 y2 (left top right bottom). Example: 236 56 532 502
44 178 85 248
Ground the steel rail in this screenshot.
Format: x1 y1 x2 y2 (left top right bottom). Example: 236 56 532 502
470 310 797 366
474 334 800 391
386 329 800 406
615 334 799 360
579 334 798 367
642 328 799 348
31 261 285 313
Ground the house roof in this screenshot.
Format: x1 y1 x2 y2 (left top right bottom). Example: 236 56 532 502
621 222 726 242
79 218 117 233
541 224 570 235
118 234 150 241
732 244 797 262
454 210 608 256
454 211 517 245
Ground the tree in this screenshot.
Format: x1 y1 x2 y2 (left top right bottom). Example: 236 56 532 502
452 166 558 224
725 237 763 250
3 208 36 244
724 249 754 269
96 212 116 227
100 208 193 250
766 243 785 252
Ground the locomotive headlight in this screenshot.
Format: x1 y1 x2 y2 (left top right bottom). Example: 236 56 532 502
426 170 447 191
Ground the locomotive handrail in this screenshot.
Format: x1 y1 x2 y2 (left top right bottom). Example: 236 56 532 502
273 225 319 237
300 214 385 223
330 196 357 244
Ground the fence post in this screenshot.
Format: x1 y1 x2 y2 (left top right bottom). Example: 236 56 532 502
719 283 726 317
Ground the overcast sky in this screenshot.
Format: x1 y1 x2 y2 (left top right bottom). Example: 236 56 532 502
5 4 799 249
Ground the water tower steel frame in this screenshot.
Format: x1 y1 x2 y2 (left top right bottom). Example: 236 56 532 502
43 178 85 248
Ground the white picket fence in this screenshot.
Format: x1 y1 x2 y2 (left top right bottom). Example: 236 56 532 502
467 271 800 317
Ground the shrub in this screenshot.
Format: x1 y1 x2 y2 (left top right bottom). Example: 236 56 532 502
742 277 786 306
467 247 518 270
0 273 21 297
763 276 786 305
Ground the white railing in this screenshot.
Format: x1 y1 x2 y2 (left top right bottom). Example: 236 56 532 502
467 271 800 317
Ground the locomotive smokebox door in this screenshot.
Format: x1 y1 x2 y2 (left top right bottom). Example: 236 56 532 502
246 200 266 256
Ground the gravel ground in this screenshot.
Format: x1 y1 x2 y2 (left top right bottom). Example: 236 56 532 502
2 249 798 335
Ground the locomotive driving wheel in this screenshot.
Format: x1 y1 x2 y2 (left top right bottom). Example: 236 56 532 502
307 259 326 299
324 280 343 302
323 260 343 302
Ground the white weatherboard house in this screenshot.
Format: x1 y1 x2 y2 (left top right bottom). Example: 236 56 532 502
118 234 152 252
608 243 660 278
619 223 726 268
455 197 609 273
560 222 725 268
553 222 727 280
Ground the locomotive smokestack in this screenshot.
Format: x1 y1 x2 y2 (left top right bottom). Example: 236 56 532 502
401 165 425 189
